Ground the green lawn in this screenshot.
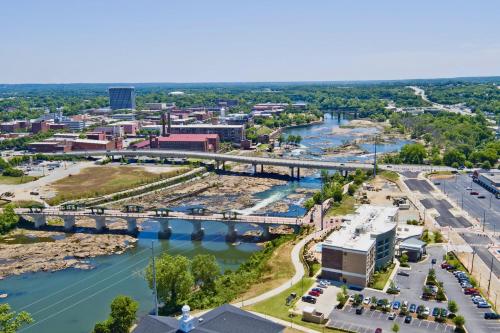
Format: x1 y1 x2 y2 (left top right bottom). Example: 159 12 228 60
378 170 399 182
326 196 356 217
245 278 347 332
370 263 396 290
0 175 37 185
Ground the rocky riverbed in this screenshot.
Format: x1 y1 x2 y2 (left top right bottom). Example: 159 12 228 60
0 218 136 279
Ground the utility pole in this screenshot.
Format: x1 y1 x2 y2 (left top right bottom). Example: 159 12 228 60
483 210 486 232
151 241 159 316
488 253 494 297
471 249 476 274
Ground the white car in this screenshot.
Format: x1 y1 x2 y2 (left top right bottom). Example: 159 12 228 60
423 307 430 316
363 297 371 305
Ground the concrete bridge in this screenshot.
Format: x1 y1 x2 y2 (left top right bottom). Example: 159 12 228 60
16 208 303 242
48 150 453 177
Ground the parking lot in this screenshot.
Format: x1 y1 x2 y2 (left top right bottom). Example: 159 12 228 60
294 283 340 315
439 173 500 232
325 246 500 333
328 304 455 333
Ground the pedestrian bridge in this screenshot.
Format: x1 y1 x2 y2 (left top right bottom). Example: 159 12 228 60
16 207 303 242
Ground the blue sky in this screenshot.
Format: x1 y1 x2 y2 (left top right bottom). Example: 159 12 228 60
2 0 499 83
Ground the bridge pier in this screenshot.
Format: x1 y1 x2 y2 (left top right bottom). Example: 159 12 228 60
216 160 220 170
33 215 47 229
191 221 204 241
297 167 300 179
94 216 107 232
226 222 238 242
222 161 225 170
63 215 76 231
158 220 172 239
290 167 294 179
253 164 257 174
261 225 272 241
261 164 264 173
126 217 138 235
337 112 341 123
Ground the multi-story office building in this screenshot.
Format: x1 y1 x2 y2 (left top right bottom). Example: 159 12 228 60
109 87 136 110
321 205 398 287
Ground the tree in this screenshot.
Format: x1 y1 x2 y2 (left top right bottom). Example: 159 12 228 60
392 323 400 332
0 303 33 333
443 149 466 167
191 254 220 292
399 143 427 164
347 184 356 196
0 204 19 235
92 296 138 333
453 315 465 327
481 160 492 170
448 300 458 314
434 230 443 243
400 253 409 266
146 254 194 310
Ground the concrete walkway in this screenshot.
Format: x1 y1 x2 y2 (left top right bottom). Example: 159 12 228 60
233 229 327 308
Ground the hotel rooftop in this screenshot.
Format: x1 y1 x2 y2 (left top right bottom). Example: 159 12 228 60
324 205 398 252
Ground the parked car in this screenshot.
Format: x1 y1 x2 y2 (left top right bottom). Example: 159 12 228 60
402 300 408 308
478 302 492 308
363 296 371 305
397 271 409 277
311 288 323 294
431 259 437 265
484 312 500 320
423 307 430 316
432 307 440 317
404 315 412 324
409 304 417 313
441 262 449 269
478 195 486 199
472 296 484 304
466 187 472 191
356 307 364 315
470 191 479 195
308 290 320 297
440 309 448 318
388 312 396 320
375 328 382 333
302 295 316 304
392 301 401 310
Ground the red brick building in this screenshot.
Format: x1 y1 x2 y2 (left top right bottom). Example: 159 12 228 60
133 134 219 152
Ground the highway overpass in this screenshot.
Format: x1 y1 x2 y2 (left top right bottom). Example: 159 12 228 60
48 149 454 174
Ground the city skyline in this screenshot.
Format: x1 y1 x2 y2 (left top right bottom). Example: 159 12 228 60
2 0 500 84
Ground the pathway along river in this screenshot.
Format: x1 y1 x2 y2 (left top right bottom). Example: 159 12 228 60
1 113 411 333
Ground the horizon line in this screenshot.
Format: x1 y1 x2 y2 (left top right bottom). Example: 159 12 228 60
1 75 499 86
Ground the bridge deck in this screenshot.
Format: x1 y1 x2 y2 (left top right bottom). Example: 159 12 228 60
49 150 453 172
17 209 302 226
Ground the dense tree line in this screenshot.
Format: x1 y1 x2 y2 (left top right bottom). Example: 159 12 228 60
382 112 499 168
145 235 295 314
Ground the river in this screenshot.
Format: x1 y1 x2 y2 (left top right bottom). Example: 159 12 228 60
0 113 411 333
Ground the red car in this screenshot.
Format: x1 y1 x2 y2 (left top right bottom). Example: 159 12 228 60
470 191 479 195
375 329 383 333
441 262 449 269
308 290 320 297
